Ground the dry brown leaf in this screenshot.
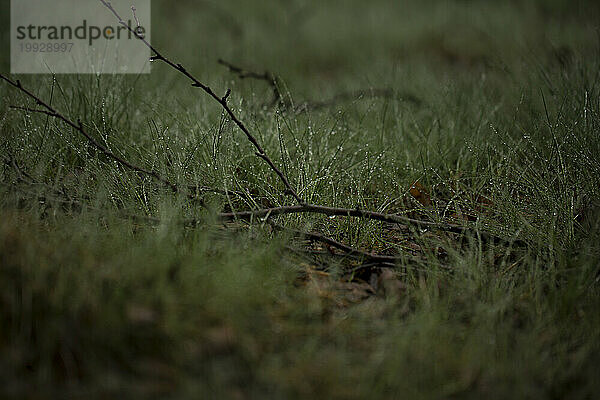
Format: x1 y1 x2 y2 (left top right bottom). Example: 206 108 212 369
409 181 432 207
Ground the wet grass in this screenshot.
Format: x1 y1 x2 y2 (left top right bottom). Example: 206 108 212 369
1 0 600 398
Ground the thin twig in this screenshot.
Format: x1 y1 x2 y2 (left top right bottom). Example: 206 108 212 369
271 222 398 263
216 204 465 232
99 0 303 204
6 96 245 200
218 59 422 113
218 59 274 83
218 58 283 108
215 204 525 246
0 77 179 193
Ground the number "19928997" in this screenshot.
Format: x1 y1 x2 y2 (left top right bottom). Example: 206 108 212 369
19 42 74 53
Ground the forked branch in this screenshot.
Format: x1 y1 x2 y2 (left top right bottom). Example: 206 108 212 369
218 58 283 108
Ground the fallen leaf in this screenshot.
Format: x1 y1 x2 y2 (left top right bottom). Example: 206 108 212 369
409 181 432 207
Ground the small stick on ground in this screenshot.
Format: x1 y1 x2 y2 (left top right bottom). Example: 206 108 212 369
271 222 398 264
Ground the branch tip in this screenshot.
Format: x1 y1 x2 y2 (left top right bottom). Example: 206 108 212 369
221 89 231 102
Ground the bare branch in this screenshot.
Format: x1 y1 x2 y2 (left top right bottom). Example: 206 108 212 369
181 203 514 245
221 88 232 103
9 105 59 118
1 74 180 193
218 58 283 108
271 222 398 263
99 0 303 203
218 59 422 113
215 204 526 246
4 78 254 202
216 203 458 230
218 59 274 82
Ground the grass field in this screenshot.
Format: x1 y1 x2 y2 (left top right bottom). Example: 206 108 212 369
1 0 600 398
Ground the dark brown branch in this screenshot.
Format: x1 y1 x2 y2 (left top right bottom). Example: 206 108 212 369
271 223 398 263
215 204 526 246
6 168 398 265
9 105 59 119
218 59 274 82
5 158 523 269
218 58 283 108
99 0 303 204
5 87 250 201
218 59 422 113
216 204 463 232
0 75 180 193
